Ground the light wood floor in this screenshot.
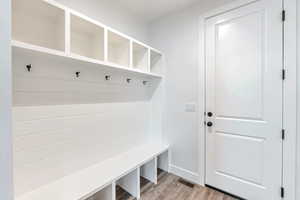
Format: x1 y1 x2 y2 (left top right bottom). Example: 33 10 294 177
116 170 238 200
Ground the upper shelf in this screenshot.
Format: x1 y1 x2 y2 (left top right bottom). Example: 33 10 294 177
12 40 163 79
11 0 163 78
108 31 130 67
132 42 149 72
70 14 105 61
12 0 65 51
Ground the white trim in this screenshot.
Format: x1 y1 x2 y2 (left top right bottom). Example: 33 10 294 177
0 0 13 199
129 40 133 68
283 0 297 199
104 29 108 62
202 0 258 19
169 165 200 184
199 0 297 199
198 17 206 187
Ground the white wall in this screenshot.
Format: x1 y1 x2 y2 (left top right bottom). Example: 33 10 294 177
59 0 149 43
0 0 13 199
148 0 234 184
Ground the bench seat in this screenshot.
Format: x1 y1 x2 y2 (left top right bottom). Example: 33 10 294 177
16 143 169 200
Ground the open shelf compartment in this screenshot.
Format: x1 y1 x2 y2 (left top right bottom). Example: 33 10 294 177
157 150 169 174
140 158 157 185
116 168 140 200
108 31 130 67
71 14 105 61
85 183 115 200
132 42 149 72
12 0 65 51
150 50 163 75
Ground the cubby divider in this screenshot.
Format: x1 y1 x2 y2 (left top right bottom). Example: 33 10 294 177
140 158 157 184
116 168 140 199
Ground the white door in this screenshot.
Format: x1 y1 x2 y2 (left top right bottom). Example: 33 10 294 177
205 0 283 199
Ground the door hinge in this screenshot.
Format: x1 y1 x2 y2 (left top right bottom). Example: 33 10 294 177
281 129 285 140
282 69 286 80
282 10 286 22
281 187 285 198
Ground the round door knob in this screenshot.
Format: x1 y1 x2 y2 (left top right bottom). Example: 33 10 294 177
207 112 213 117
207 122 213 127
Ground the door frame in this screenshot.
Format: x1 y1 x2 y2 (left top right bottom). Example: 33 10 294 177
198 0 297 199
0 0 13 200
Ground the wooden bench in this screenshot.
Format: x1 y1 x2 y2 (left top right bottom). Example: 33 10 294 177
16 144 169 200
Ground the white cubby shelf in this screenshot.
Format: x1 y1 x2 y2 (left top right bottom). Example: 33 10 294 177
15 144 169 200
132 42 149 72
11 0 164 79
70 14 105 61
150 50 163 74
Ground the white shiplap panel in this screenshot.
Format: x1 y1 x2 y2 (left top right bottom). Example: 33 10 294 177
12 47 158 196
12 50 159 106
13 102 151 196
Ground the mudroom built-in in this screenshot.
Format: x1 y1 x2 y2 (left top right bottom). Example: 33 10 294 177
0 0 299 200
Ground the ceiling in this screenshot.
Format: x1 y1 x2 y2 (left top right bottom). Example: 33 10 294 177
116 0 200 22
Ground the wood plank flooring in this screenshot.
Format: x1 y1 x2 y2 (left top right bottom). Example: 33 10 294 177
116 170 238 200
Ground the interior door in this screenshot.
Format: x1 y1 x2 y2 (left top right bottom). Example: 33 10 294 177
205 0 283 199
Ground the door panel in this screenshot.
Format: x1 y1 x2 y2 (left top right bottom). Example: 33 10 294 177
215 132 264 185
205 1 282 199
215 11 263 120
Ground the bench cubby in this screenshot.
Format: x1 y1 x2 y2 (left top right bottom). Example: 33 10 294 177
116 168 140 199
140 158 157 184
85 183 115 200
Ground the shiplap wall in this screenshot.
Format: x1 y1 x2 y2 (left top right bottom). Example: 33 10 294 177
12 49 161 196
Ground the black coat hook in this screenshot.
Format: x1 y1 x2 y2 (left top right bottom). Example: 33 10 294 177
26 64 32 72
105 75 111 81
76 72 80 78
126 78 131 83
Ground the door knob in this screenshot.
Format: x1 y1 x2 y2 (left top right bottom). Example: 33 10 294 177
207 112 213 117
207 122 213 127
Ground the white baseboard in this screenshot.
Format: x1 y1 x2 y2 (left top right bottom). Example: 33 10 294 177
169 165 201 185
